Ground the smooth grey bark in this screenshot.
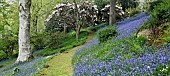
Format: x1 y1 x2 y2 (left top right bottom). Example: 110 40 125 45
16 0 32 63
109 0 116 26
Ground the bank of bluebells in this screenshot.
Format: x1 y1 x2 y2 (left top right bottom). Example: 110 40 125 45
0 56 46 76
73 13 170 75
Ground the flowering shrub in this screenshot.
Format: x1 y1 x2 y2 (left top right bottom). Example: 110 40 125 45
97 26 117 43
45 1 97 32
72 13 170 75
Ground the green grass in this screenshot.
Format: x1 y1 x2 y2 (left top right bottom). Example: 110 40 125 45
37 31 96 76
34 30 88 57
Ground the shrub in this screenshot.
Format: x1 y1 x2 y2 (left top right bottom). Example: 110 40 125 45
125 8 141 17
140 0 170 30
87 23 108 31
117 0 139 11
31 32 47 51
34 31 88 56
151 0 170 23
45 32 66 49
0 51 7 61
135 36 147 46
0 33 18 59
97 26 117 43
148 0 163 11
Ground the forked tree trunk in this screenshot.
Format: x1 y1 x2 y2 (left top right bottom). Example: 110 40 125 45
109 0 116 26
16 0 32 63
73 0 80 40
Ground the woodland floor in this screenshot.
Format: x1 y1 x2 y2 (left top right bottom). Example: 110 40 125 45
37 31 96 76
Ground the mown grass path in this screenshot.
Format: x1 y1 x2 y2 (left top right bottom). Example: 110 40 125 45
37 31 95 76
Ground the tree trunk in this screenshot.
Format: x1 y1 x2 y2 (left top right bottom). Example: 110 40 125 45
97 10 102 23
64 24 67 35
16 0 32 63
109 0 116 26
76 25 81 40
33 15 38 32
73 0 80 40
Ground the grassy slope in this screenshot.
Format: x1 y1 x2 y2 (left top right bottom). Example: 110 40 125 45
37 31 95 76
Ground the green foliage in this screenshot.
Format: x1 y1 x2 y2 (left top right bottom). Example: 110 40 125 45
94 0 109 10
153 62 170 75
140 0 170 30
32 30 88 56
0 1 19 33
34 31 88 56
87 23 108 31
97 26 117 43
148 0 163 11
34 48 60 56
31 32 47 51
135 36 147 46
31 0 61 31
125 8 141 17
0 51 7 61
125 38 144 55
139 17 157 31
163 37 170 43
117 0 139 11
0 1 19 61
151 0 170 23
45 32 66 49
0 32 18 60
163 25 170 43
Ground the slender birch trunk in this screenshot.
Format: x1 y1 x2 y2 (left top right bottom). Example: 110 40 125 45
16 0 32 63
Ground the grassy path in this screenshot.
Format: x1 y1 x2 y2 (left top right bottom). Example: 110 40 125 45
37 31 95 76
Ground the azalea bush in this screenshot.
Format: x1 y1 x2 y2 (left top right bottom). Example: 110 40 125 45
45 1 97 32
